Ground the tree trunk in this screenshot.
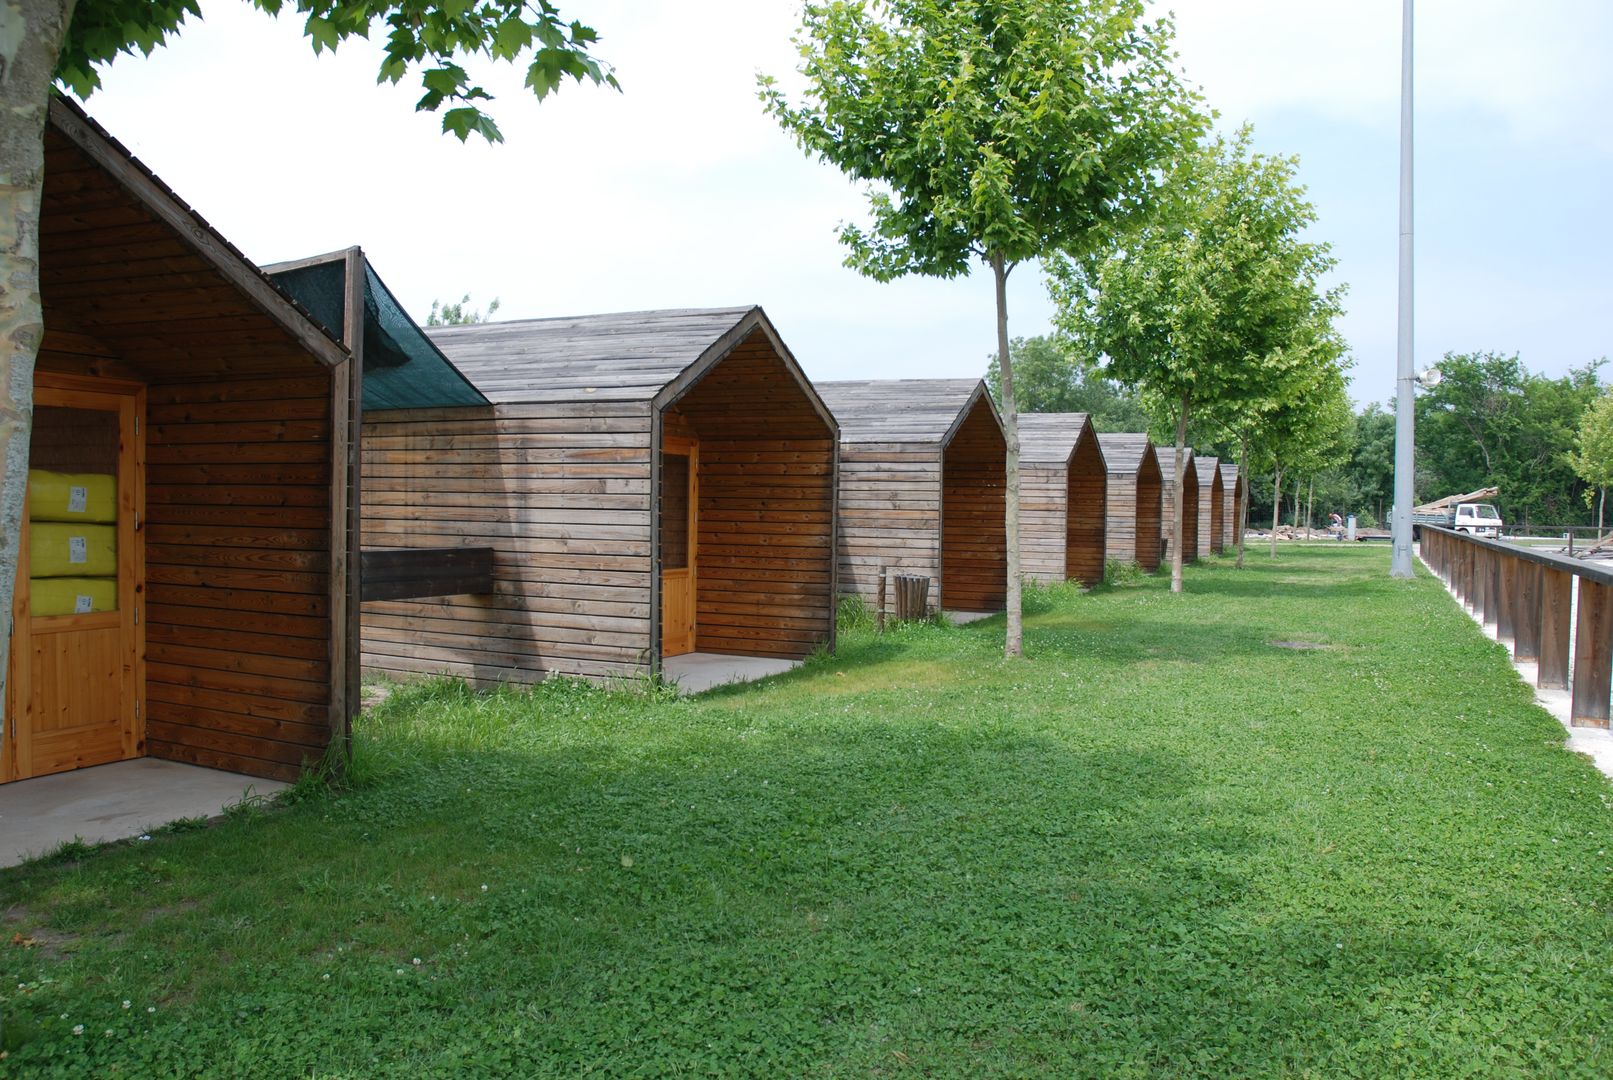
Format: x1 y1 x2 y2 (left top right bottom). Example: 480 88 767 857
992 253 1023 658
1169 396 1189 594
1599 487 1605 533
1235 437 1250 569
1306 477 1315 535
0 0 78 712
1291 478 1302 536
1269 466 1283 558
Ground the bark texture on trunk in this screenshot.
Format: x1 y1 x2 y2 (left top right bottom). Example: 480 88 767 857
992 254 1022 658
1169 397 1188 594
1234 438 1249 569
0 0 77 708
1269 467 1282 558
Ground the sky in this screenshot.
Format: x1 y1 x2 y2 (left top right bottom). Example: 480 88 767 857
75 0 1613 408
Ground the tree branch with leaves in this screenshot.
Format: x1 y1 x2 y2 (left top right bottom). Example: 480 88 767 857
761 0 1202 656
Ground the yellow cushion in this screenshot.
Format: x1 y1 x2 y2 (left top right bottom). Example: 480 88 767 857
30 576 117 616
29 470 117 524
30 522 117 578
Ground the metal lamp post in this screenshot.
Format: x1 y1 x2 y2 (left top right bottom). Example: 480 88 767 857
1390 0 1417 578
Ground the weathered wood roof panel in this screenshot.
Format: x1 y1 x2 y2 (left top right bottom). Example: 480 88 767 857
816 379 990 444
427 307 757 404
1096 433 1154 476
1018 413 1092 464
1196 456 1222 490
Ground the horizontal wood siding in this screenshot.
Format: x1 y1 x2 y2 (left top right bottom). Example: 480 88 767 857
1019 461 1066 584
1222 470 1244 549
836 443 940 607
1162 457 1199 565
361 401 655 685
143 370 336 781
668 330 835 658
941 397 1006 612
1066 428 1106 587
1195 459 1224 558
1136 449 1164 571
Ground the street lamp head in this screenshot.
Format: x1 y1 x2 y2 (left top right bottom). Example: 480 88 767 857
1417 366 1442 389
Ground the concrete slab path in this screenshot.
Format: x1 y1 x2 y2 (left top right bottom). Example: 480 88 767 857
945 610 998 626
662 653 800 694
1 759 287 868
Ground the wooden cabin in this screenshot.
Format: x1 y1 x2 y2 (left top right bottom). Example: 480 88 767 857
1220 463 1245 550
1160 449 1200 565
1016 414 1108 587
1195 455 1225 557
359 307 838 684
1097 434 1163 572
816 379 1006 614
4 100 357 785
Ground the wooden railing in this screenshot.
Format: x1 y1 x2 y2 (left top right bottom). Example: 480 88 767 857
1421 527 1611 728
360 547 495 603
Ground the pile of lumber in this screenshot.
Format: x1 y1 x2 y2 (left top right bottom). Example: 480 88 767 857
1413 486 1498 514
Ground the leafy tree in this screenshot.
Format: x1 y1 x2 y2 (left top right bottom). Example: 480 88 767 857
1414 352 1603 528
428 294 502 326
761 0 1202 656
0 0 614 699
985 336 1151 432
1055 126 1340 592
1245 341 1353 558
1345 404 1396 526
1568 390 1613 531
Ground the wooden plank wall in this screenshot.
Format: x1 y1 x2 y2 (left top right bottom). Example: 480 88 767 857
361 400 655 685
1221 471 1244 550
836 442 940 606
940 398 1007 612
1196 462 1224 558
674 330 838 660
1019 458 1066 584
1135 450 1164 572
1162 459 1200 564
666 331 836 658
142 370 336 781
1065 429 1106 587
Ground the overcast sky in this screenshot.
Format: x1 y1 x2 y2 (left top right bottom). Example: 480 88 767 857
76 0 1612 408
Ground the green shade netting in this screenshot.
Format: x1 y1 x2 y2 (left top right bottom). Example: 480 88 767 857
269 258 488 412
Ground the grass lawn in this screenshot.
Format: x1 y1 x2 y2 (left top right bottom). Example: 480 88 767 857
5 544 1613 1076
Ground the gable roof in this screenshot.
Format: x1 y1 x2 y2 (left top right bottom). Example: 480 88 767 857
426 307 758 404
43 98 348 373
1096 433 1155 476
1220 461 1242 488
816 379 996 445
1195 456 1223 490
265 249 489 411
1018 413 1094 465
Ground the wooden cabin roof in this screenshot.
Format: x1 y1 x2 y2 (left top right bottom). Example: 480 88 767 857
1161 448 1197 485
1096 433 1154 476
815 379 994 445
1018 413 1093 465
426 306 766 404
1196 456 1222 491
42 99 348 377
1220 462 1242 487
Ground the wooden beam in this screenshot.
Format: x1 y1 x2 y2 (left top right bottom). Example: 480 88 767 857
358 547 495 602
1571 578 1612 728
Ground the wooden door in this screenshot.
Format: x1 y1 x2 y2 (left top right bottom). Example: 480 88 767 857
660 438 698 657
4 378 144 782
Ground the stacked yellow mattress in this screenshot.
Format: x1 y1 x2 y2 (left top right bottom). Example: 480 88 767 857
28 470 117 615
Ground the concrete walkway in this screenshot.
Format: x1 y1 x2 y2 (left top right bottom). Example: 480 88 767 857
662 653 800 694
1 758 287 868
1422 552 1613 781
945 610 998 626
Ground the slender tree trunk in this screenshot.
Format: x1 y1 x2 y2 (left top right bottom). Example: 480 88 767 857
1235 438 1250 569
1291 478 1302 536
1306 477 1315 536
1269 466 1283 558
1600 487 1605 533
1169 396 1190 594
991 254 1023 658
0 0 78 712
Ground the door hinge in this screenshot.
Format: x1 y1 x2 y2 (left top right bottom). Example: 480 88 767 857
134 416 140 435
134 699 141 721
134 510 141 531
133 605 139 625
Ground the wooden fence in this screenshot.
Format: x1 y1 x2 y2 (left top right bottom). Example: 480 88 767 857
1421 526 1611 728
